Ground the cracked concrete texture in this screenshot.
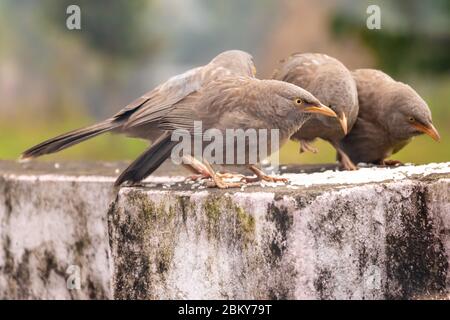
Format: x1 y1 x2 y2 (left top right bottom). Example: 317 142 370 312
0 173 115 299
109 179 450 299
0 161 449 299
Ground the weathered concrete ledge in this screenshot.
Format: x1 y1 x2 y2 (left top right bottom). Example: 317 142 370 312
0 160 449 299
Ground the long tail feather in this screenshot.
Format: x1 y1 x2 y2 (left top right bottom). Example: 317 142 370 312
21 119 120 160
114 132 177 186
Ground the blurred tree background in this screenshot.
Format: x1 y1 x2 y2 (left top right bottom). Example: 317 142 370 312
0 0 449 165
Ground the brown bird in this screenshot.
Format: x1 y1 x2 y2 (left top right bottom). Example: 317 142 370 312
338 69 440 165
113 76 337 187
21 50 256 176
21 49 337 188
273 53 359 170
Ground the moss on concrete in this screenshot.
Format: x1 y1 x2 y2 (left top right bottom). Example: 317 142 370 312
2 161 449 299
202 194 256 245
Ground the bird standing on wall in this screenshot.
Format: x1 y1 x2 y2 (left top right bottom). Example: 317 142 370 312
338 69 440 165
21 50 337 188
21 50 256 179
113 77 336 187
273 53 359 170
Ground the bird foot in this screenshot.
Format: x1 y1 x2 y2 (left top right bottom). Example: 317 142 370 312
335 146 358 171
202 160 244 189
339 154 358 171
241 174 288 183
206 180 244 189
243 165 289 183
186 171 244 182
381 159 403 166
217 172 245 180
299 140 318 154
340 162 358 171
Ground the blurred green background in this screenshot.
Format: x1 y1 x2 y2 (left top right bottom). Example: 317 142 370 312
0 0 449 165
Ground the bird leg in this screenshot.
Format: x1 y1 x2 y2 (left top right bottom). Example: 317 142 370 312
182 155 212 181
380 159 403 167
202 159 244 189
299 140 318 154
242 165 289 183
336 148 358 171
189 171 245 181
182 155 245 181
330 142 357 171
216 171 246 180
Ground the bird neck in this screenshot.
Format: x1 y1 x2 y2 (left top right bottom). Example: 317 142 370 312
274 109 310 139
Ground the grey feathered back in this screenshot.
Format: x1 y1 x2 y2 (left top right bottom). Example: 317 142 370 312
274 53 358 142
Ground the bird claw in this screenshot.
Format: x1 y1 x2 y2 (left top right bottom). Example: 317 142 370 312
381 159 403 167
216 172 245 180
341 162 358 171
241 175 288 183
206 180 244 189
186 171 244 185
204 172 245 189
261 175 289 183
335 146 358 171
244 164 289 184
339 155 358 171
201 159 245 189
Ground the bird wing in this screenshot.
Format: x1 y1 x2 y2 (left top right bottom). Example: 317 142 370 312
122 64 252 130
114 66 206 125
273 53 338 86
156 77 268 133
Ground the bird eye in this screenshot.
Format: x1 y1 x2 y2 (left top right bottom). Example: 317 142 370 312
408 116 415 123
294 98 303 105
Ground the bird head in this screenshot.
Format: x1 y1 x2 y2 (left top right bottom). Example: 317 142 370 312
211 50 257 78
308 66 359 135
386 84 440 142
273 81 338 118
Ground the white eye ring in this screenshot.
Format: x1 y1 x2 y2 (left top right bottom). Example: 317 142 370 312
294 98 303 105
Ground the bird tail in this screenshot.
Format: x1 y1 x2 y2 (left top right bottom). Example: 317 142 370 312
114 132 177 186
21 119 121 160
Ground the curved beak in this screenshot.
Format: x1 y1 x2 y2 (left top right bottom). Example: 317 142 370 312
412 122 441 142
338 113 348 135
304 103 337 118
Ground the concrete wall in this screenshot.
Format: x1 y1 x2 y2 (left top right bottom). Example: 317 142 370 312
1 160 449 299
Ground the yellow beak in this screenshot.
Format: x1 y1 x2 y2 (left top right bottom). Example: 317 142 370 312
412 122 440 142
304 103 338 118
338 113 348 135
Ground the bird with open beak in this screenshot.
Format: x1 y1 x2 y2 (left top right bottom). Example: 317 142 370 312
338 69 440 166
273 53 359 170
